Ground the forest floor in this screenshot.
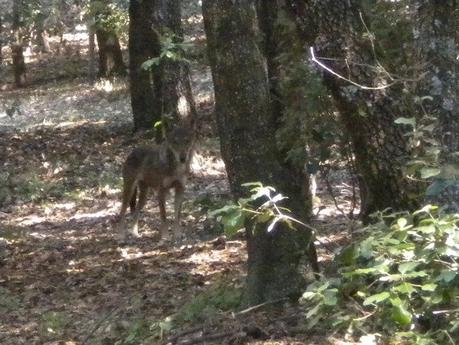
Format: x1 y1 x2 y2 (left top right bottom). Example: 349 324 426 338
0 78 360 345
0 16 361 345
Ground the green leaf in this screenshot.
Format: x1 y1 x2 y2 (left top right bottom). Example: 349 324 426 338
306 303 321 319
141 57 161 70
323 289 338 306
358 237 374 259
398 262 419 274
426 179 453 197
420 167 441 179
301 291 316 300
251 186 273 201
221 209 245 236
397 217 408 229
363 291 390 306
438 270 456 283
208 204 240 217
350 263 389 276
380 271 427 282
271 193 286 203
412 204 438 215
255 212 272 224
394 117 416 127
266 218 280 233
338 244 357 266
159 316 174 333
420 283 437 292
391 304 412 326
393 283 416 295
416 224 436 234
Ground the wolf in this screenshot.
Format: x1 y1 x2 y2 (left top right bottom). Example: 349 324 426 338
117 124 195 240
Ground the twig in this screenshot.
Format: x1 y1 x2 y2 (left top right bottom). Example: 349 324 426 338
179 331 246 345
358 11 393 81
232 297 288 317
310 46 398 90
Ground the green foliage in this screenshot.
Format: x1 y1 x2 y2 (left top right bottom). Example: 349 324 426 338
7 172 67 204
87 0 129 39
209 182 304 237
146 284 242 341
141 30 192 71
395 97 459 199
0 287 20 312
176 284 242 323
39 311 68 338
273 9 336 171
120 318 151 345
301 205 459 344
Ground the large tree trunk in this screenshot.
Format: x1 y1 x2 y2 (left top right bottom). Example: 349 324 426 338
203 0 315 305
290 0 422 219
413 1 458 211
129 0 161 130
12 0 26 88
95 29 126 78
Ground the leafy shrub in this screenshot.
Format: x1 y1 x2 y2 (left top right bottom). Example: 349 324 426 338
209 182 306 237
177 284 242 323
301 205 459 344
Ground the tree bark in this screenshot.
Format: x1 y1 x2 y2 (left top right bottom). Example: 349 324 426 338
154 0 196 127
0 16 3 65
412 0 459 211
129 0 161 130
88 23 97 83
290 0 422 219
95 29 126 77
203 0 314 305
129 0 195 132
34 14 51 54
12 0 26 88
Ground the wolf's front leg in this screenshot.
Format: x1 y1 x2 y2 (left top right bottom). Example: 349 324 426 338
158 188 169 239
173 183 185 238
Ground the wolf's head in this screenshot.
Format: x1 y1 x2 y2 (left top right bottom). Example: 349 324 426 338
165 125 194 165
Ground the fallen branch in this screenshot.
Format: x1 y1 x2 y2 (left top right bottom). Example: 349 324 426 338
232 297 288 317
166 325 205 345
179 331 246 345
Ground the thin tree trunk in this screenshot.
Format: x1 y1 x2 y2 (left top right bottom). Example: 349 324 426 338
95 29 126 78
129 0 195 132
129 0 161 130
0 16 3 65
12 0 26 88
88 23 96 83
34 17 51 54
154 0 196 127
203 0 314 305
